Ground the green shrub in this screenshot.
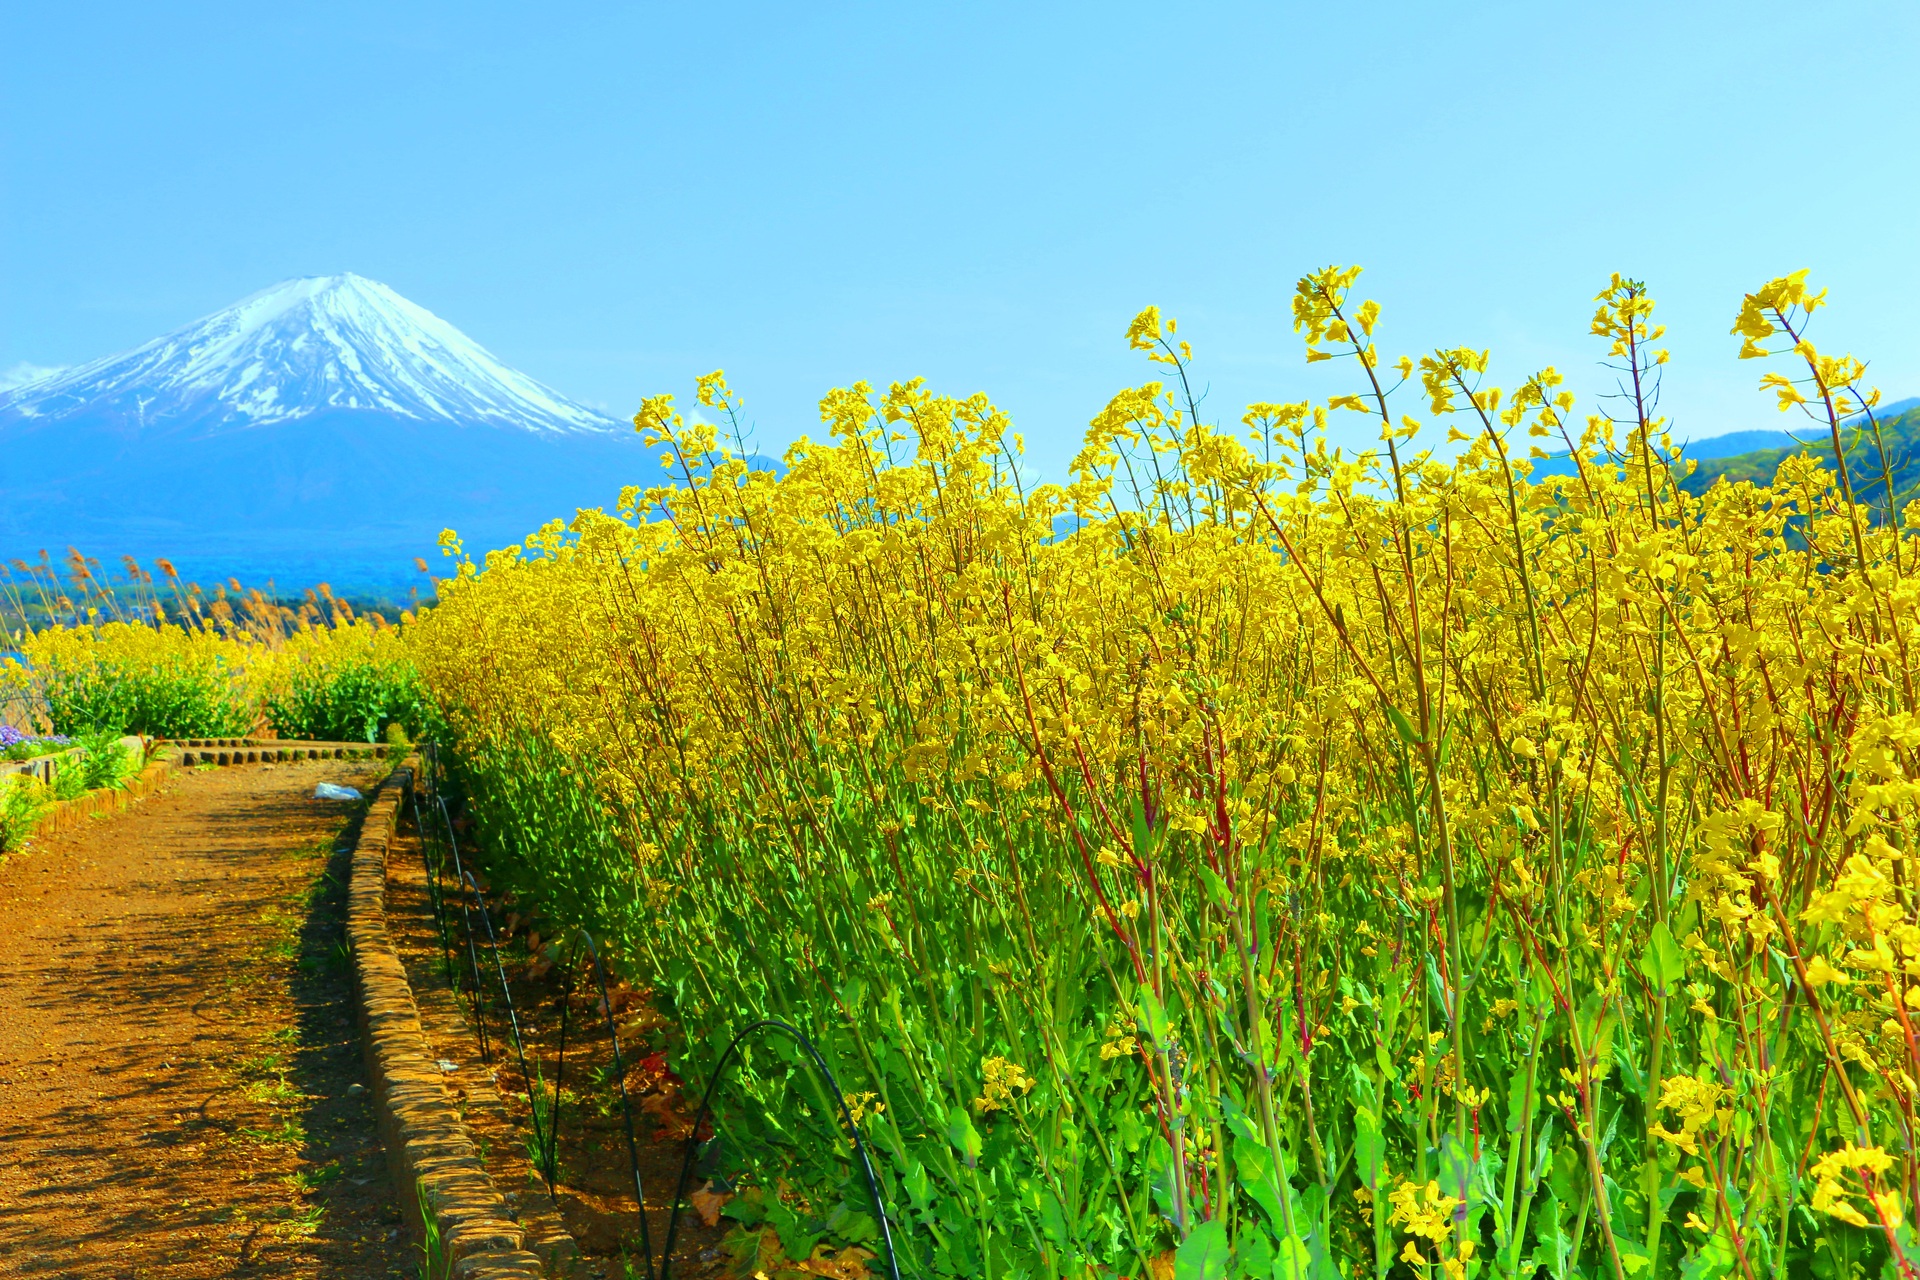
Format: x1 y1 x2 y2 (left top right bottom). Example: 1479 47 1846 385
74 731 133 791
52 758 87 801
2 738 65 761
265 657 425 743
0 775 44 852
40 662 254 738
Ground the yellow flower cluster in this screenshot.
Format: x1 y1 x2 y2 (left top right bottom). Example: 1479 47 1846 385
974 1056 1035 1113
5 609 416 742
1389 1178 1470 1276
1810 1143 1898 1229
1649 1074 1726 1157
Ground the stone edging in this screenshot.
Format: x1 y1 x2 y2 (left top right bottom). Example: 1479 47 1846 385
174 741 393 767
6 738 396 852
0 734 145 784
348 759 549 1278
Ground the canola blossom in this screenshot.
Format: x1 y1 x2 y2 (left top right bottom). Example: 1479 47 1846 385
410 269 1920 1279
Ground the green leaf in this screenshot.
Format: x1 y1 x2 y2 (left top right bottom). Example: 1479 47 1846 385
1527 1115 1556 1198
946 1105 981 1166
1348 1063 1381 1114
1250 1012 1276 1068
1199 865 1232 907
1438 1132 1481 1219
1678 1233 1735 1280
1530 1193 1566 1275
1506 1062 1533 1134
1638 921 1687 992
1354 1105 1385 1187
1384 704 1422 745
1548 1143 1583 1206
1130 795 1163 860
1272 1234 1311 1280
900 1158 933 1211
1114 1104 1149 1153
1233 1231 1274 1280
1220 1094 1259 1143
1231 1136 1288 1234
762 1192 821 1263
1175 1219 1231 1280
1138 984 1172 1042
720 1186 770 1226
1037 1188 1070 1252
1615 1235 1653 1275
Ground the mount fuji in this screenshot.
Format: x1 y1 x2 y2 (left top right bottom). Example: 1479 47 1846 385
1 275 650 594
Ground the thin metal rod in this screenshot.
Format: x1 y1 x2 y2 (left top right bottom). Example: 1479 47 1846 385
410 784 456 985
545 938 580 1189
579 930 656 1280
459 869 552 1196
439 792 492 1064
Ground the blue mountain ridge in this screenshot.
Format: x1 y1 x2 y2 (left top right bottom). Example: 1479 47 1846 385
1525 397 1919 481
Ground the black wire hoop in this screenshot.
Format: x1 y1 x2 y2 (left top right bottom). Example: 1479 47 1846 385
660 1018 903 1280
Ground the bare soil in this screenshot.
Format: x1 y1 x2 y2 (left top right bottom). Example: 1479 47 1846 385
0 758 412 1278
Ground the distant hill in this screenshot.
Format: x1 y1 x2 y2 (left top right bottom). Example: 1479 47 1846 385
1527 398 1920 498
1680 402 1920 510
0 275 659 592
1677 429 1802 459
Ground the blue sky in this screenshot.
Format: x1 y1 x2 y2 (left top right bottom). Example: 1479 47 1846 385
4 0 1917 479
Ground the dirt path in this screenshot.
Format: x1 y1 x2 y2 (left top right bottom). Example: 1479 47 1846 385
0 758 413 1278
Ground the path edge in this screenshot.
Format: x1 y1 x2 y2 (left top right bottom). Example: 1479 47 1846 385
349 759 546 1279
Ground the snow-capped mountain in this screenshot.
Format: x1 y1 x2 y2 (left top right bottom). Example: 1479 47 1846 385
0 275 647 592
1 274 619 436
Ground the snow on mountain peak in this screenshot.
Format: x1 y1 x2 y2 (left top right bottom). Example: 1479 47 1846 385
0 361 67 392
0 274 622 436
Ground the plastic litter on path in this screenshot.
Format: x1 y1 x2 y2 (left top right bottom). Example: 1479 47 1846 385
314 783 364 801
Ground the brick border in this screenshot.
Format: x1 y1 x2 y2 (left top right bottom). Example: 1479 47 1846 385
348 760 549 1278
5 738 396 855
9 740 393 850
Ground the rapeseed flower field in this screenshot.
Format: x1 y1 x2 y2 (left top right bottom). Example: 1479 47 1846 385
408 268 1920 1279
17 266 1920 1279
3 567 421 744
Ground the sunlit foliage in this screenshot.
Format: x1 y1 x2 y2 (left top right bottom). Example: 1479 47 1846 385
404 270 1920 1277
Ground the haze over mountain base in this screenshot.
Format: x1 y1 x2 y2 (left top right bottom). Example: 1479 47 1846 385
2 411 655 594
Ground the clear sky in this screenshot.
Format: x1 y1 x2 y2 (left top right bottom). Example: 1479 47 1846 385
4 1 1917 479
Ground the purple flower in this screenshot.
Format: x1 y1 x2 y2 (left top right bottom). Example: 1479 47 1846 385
0 725 26 747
